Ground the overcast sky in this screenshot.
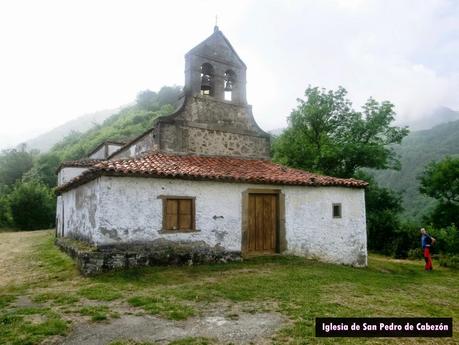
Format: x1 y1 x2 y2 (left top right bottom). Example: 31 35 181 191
1 0 458 150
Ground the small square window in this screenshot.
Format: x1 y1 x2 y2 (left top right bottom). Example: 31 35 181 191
332 203 342 218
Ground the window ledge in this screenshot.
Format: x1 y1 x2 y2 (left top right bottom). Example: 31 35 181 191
158 229 201 234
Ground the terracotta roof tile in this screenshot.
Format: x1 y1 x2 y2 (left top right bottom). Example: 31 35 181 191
56 152 368 193
56 159 101 173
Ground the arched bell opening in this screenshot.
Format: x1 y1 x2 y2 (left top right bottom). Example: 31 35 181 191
200 63 214 96
224 70 236 101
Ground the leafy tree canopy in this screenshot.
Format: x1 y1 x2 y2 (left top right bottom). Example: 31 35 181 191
22 153 62 188
419 156 459 204
136 90 158 110
136 86 182 111
354 171 404 255
0 144 37 187
272 86 409 178
419 156 459 227
8 180 55 230
157 85 182 107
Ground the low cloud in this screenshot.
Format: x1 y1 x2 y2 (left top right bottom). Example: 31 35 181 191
0 0 458 148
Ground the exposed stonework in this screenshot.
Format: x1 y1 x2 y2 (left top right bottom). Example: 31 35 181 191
158 95 270 158
56 237 241 276
185 26 247 104
109 27 270 160
110 95 270 160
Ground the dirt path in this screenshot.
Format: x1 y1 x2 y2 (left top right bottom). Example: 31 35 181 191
60 312 285 345
0 231 287 344
0 230 50 288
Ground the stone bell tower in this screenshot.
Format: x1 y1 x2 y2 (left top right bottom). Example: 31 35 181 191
185 25 247 104
110 26 270 160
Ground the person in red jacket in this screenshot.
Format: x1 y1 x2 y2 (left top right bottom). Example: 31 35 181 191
420 228 435 271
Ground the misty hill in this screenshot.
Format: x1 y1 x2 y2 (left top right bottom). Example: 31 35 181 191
48 86 182 161
370 119 459 221
24 107 126 153
401 106 459 131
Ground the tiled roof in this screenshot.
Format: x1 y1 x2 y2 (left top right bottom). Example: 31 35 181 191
55 152 368 193
56 159 101 173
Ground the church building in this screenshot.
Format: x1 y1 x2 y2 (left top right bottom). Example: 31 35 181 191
55 26 368 272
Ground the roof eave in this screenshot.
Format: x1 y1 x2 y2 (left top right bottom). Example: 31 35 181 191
55 169 368 195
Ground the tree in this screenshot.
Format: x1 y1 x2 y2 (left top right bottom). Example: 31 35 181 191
8 180 55 230
136 86 182 112
272 86 409 178
136 90 158 111
419 156 459 227
0 195 12 228
22 153 61 188
0 145 36 186
157 86 182 107
355 171 404 255
419 156 459 204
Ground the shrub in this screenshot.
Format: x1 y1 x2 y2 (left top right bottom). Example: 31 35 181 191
391 221 420 258
407 248 423 260
0 195 12 228
426 225 459 255
439 255 459 269
8 180 55 230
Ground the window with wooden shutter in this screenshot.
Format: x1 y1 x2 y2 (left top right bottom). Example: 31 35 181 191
161 197 195 231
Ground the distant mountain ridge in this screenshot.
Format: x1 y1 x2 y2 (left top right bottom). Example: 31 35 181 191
24 106 127 153
399 106 459 131
371 118 459 220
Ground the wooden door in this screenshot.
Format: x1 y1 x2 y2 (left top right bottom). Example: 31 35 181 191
247 193 277 254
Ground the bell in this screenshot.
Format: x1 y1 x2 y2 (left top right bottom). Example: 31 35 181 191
201 75 212 91
224 80 233 91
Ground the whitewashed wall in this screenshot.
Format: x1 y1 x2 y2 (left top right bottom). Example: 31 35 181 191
89 146 106 159
284 187 367 266
57 167 89 186
58 178 101 241
58 176 367 266
107 144 123 156
89 143 124 159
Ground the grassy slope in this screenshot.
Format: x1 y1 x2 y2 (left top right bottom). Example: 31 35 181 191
0 230 458 345
49 104 174 162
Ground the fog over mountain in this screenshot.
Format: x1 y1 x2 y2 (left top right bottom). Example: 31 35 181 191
20 107 125 153
398 106 459 131
1 1 459 151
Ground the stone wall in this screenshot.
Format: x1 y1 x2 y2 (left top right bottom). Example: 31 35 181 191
160 96 271 159
56 237 241 276
184 28 247 104
110 95 271 160
181 126 270 157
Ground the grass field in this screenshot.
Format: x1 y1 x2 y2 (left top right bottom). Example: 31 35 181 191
0 230 457 345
